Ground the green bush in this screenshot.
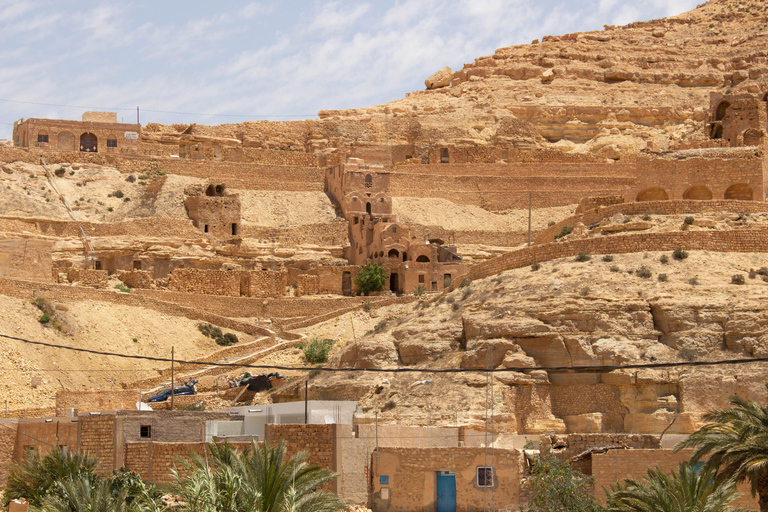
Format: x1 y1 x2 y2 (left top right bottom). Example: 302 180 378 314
602 255 614 262
302 337 333 363
216 333 239 346
354 263 387 294
125 174 136 183
673 248 689 260
114 283 130 293
459 278 472 288
636 265 652 279
109 190 124 198
658 273 668 282
54 167 66 177
554 225 573 240
731 274 746 285
443 275 453 288
610 265 620 272
579 286 590 296
576 251 591 262
531 262 541 271
39 313 51 323
374 320 387 333
547 220 556 227
683 216 695 225
660 254 669 264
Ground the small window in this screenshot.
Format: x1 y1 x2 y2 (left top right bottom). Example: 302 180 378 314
133 260 141 270
418 274 425 284
94 261 102 270
477 467 494 487
107 138 117 148
25 446 35 461
232 223 238 235
354 217 359 225
38 134 48 143
204 224 209 233
140 425 151 438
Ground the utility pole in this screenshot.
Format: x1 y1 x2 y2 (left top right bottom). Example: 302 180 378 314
137 106 140 125
528 191 532 247
170 346 175 410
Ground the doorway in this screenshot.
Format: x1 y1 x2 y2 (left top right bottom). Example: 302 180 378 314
436 471 456 512
342 271 352 296
389 273 399 293
80 133 98 152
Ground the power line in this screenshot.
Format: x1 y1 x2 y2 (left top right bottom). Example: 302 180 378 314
1 332 767 374
0 98 315 119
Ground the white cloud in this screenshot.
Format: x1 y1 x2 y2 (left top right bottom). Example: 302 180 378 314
310 1 370 32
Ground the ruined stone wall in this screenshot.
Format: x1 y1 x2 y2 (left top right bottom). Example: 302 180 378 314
0 238 53 282
117 270 152 289
248 269 288 298
66 268 108 287
0 217 199 239
463 227 768 282
240 222 349 246
0 420 17 487
168 268 241 296
183 195 241 238
296 274 319 297
264 423 336 471
536 199 767 244
222 147 318 166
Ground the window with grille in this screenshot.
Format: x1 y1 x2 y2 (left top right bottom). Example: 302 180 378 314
477 467 494 487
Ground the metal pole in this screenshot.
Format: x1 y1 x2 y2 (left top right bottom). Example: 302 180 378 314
528 191 532 247
170 346 175 410
375 410 379 467
137 106 140 125
304 381 309 424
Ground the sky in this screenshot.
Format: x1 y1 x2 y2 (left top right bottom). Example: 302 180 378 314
0 0 700 139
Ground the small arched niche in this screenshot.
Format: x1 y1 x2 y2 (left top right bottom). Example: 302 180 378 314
636 187 669 202
683 186 713 200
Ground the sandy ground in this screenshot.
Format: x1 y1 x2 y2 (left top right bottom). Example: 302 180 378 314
237 190 338 227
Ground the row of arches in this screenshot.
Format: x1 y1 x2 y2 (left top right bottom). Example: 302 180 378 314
636 184 754 202
369 248 433 263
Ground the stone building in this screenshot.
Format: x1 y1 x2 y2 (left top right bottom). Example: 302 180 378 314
325 157 465 294
12 112 141 154
708 92 768 146
183 182 241 238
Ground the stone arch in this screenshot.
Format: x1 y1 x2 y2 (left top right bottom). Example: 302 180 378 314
743 128 763 146
416 255 430 263
80 132 97 152
683 186 713 200
636 187 669 202
763 91 768 102
388 249 399 258
402 252 408 262
58 131 75 151
715 100 730 121
724 183 753 200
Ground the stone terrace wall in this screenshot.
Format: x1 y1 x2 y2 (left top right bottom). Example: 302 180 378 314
461 227 768 282
241 222 349 246
0 276 273 338
67 268 108 287
223 147 318 166
535 199 767 244
56 390 141 416
0 238 53 282
0 217 199 239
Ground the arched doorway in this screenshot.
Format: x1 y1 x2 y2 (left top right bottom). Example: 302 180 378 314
80 133 98 152
389 273 399 293
402 252 408 262
366 202 372 215
416 255 430 263
683 186 713 200
636 187 669 202
715 100 730 121
388 249 399 259
58 131 75 151
725 184 753 200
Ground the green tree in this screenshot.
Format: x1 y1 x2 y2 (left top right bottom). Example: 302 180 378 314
676 387 768 511
604 462 747 512
528 450 601 512
3 448 99 508
36 474 160 512
171 440 346 512
354 263 387 295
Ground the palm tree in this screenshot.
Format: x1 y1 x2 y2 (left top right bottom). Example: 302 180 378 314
35 475 160 512
675 389 768 512
604 462 748 512
171 440 346 512
3 447 98 508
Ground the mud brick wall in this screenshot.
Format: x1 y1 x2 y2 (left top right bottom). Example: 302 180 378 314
56 390 141 416
0 238 53 282
249 269 287 298
264 424 337 489
78 414 117 471
296 274 319 297
592 448 759 509
461 227 768 283
0 420 17 486
67 268 108 286
550 384 627 417
168 269 240 296
124 441 253 483
536 199 767 244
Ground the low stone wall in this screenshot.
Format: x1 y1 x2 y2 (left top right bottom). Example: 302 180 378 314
67 268 108 287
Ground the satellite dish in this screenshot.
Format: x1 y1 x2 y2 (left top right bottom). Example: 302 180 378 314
324 415 335 424
136 402 153 411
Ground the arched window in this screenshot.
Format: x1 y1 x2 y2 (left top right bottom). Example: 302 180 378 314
636 187 669 202
416 255 430 263
366 202 372 215
80 133 98 152
365 174 372 188
388 249 399 258
715 100 730 121
683 186 713 200
57 131 75 151
724 184 753 201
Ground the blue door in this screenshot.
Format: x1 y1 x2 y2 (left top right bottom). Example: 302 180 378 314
436 471 456 512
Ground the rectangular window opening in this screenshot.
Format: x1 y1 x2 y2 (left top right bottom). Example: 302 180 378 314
204 224 209 233
38 134 48 143
140 425 151 438
94 261 102 270
477 466 494 487
232 223 238 235
133 261 141 270
107 139 118 148
418 274 425 284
